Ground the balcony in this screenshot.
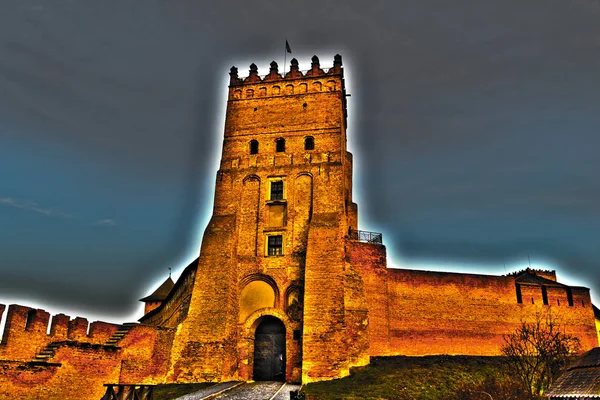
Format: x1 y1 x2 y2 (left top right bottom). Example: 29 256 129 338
348 229 383 245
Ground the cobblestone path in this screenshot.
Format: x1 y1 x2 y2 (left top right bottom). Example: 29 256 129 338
175 382 241 400
214 381 300 400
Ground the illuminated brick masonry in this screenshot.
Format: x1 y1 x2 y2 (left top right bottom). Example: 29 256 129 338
0 54 598 399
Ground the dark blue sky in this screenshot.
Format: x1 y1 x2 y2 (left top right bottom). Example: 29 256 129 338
1 0 599 323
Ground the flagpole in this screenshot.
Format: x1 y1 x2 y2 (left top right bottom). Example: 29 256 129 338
284 39 287 75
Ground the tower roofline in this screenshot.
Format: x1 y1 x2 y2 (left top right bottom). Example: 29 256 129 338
229 54 343 86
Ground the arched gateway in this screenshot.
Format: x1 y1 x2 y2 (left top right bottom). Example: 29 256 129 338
253 316 286 381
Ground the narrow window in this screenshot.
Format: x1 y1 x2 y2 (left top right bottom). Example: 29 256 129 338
268 235 283 256
276 138 285 152
304 136 314 150
542 286 548 305
557 299 560 306
293 330 301 340
567 287 574 306
250 140 259 154
531 297 534 304
270 181 283 200
516 283 522 304
582 300 585 307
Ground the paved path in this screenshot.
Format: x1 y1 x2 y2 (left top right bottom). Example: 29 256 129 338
214 381 301 400
175 382 242 400
271 383 301 400
175 381 302 400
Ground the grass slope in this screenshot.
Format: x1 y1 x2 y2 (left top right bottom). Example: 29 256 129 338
302 356 529 400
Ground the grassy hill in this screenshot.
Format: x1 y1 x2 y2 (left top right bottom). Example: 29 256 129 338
301 356 533 400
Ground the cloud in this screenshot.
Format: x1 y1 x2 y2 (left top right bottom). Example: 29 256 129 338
94 219 116 226
0 197 72 218
1 197 117 227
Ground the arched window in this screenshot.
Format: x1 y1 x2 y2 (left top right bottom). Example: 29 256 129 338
304 136 314 150
250 140 259 154
276 138 285 153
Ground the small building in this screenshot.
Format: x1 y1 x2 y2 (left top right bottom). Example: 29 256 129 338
546 347 600 399
139 276 174 315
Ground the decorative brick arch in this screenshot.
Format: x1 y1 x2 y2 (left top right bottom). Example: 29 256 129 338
238 308 295 381
284 285 302 322
295 171 313 179
239 273 279 300
242 174 261 184
243 308 292 334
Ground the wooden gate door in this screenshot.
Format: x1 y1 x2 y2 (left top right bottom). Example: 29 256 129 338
253 317 286 381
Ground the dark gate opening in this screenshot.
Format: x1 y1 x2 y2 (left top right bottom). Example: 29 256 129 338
253 316 286 381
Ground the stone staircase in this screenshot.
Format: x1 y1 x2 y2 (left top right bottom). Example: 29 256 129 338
32 341 62 362
104 323 137 346
31 323 138 363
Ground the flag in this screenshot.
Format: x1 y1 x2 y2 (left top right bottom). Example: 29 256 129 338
285 40 292 54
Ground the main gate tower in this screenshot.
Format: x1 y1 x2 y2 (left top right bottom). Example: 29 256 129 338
144 55 371 383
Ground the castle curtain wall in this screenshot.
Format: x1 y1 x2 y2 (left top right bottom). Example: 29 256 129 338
348 241 599 356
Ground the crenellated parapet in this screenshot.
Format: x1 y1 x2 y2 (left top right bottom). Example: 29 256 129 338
229 54 342 84
0 304 120 362
228 55 345 102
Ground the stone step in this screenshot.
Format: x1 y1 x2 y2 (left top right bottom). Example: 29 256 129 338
103 323 137 346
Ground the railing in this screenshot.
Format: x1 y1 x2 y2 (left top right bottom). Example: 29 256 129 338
101 384 154 400
348 229 383 244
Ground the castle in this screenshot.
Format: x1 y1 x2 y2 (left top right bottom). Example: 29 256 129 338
0 54 598 400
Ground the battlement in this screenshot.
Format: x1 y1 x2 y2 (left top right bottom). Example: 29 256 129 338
506 268 557 281
226 54 347 111
0 304 120 361
229 54 343 86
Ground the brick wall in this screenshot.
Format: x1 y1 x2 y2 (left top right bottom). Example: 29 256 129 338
348 242 390 356
119 325 176 384
0 344 122 400
348 259 599 358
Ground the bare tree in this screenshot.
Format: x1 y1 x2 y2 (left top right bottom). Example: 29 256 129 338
501 308 581 398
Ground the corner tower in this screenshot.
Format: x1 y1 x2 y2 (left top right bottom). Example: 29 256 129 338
164 55 368 384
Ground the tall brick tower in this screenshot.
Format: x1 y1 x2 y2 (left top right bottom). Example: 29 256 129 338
161 54 370 384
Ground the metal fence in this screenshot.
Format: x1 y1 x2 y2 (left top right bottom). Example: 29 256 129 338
348 229 383 244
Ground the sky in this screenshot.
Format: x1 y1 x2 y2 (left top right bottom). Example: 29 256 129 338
0 1 599 325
